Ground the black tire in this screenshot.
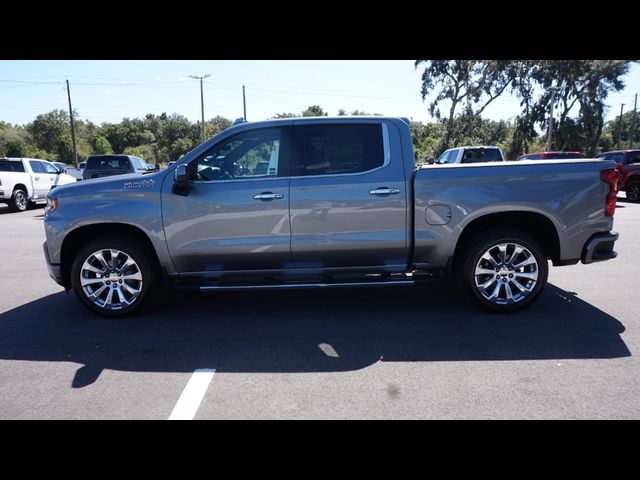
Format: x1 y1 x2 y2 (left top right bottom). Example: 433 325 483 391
456 228 549 313
9 189 28 212
626 181 640 202
71 235 156 318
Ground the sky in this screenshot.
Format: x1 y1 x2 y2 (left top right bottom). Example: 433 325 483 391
1 60 639 127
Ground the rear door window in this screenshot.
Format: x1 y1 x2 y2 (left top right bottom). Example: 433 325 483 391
0 160 25 172
292 124 384 176
462 148 502 163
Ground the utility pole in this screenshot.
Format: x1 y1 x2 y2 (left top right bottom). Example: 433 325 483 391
189 74 210 143
545 87 557 152
629 94 637 149
242 85 247 121
66 79 78 168
617 103 625 150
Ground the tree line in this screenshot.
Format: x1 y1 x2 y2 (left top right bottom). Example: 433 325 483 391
0 105 381 165
415 60 638 159
1 60 638 166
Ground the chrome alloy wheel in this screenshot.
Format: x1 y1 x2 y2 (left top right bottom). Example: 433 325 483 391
473 242 539 305
79 249 143 310
15 191 27 211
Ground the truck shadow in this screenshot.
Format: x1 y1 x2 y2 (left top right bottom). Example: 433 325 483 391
0 283 629 388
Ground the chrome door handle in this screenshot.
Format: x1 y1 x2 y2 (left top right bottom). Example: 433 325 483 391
253 192 284 200
369 187 400 196
34 177 40 180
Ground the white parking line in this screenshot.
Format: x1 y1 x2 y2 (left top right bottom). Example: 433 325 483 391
168 369 216 420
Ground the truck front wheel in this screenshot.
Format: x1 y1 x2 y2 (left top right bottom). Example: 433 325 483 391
71 235 155 317
457 229 548 312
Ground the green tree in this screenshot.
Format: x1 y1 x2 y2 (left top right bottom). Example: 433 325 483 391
26 110 72 160
94 135 113 154
123 144 157 163
301 105 327 117
0 125 52 159
600 110 640 151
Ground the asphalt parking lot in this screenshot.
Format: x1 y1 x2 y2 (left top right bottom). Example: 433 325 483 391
0 198 639 419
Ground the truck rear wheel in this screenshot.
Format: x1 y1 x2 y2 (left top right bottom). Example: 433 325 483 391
71 235 155 317
626 181 640 202
9 189 28 212
457 229 548 312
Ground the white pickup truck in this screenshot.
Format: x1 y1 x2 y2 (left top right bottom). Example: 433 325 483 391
0 157 77 212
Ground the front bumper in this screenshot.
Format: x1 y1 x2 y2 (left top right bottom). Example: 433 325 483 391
581 231 619 264
43 241 64 286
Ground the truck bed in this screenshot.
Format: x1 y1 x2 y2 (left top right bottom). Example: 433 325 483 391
412 159 617 270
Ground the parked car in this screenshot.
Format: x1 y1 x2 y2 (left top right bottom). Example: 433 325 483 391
82 154 153 181
66 162 86 181
516 151 584 161
595 149 640 201
52 161 70 173
436 146 505 164
43 117 619 317
0 157 77 212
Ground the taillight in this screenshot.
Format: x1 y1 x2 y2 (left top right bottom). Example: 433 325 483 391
601 165 621 216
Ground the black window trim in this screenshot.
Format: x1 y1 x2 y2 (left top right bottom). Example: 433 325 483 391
291 122 390 179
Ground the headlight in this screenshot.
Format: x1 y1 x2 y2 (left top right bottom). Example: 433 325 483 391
45 197 58 214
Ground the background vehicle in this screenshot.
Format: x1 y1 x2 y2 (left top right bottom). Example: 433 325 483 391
595 149 640 202
0 157 77 212
43 117 619 317
66 162 86 181
436 146 505 164
82 154 153 180
516 151 584 161
52 161 70 173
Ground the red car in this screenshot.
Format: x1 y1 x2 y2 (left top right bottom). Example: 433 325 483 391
516 151 584 161
595 150 640 202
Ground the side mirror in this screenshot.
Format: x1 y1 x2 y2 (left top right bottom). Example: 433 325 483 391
155 164 160 171
173 164 190 195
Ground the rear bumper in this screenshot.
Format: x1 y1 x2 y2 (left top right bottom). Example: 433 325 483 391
581 231 619 264
43 241 64 286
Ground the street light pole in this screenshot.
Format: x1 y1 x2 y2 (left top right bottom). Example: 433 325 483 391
189 74 211 144
545 87 557 152
617 103 625 150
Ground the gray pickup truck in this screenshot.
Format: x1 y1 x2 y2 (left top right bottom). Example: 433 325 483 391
42 117 620 317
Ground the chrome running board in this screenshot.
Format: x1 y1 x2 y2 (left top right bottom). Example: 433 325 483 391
199 280 414 291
